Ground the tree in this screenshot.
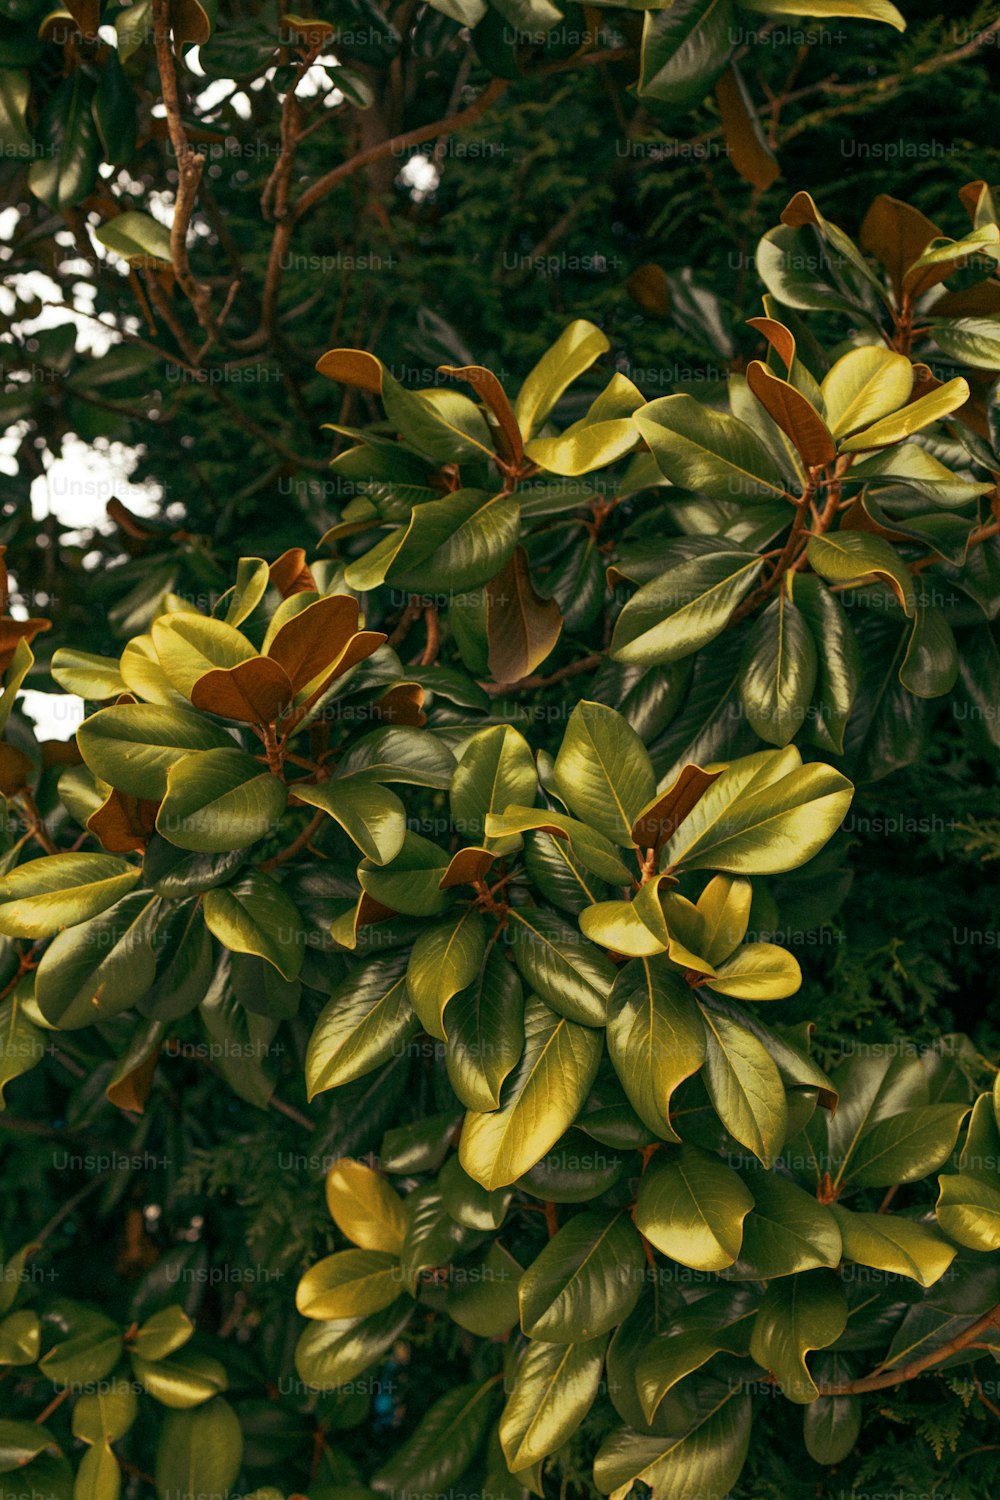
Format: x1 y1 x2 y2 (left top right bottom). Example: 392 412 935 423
2 3 1000 1498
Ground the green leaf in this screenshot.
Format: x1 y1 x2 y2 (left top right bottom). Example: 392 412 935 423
635 1145 754 1271
606 960 706 1142
499 1335 608 1472
831 1205 956 1286
790 574 860 755
594 1389 752 1498
697 1003 787 1166
705 942 801 1001
806 531 915 616
931 317 1000 369
0 70 30 152
444 946 524 1111
0 1309 40 1365
202 870 304 980
157 748 287 853
77 703 233 800
306 956 417 1099
34 892 158 1029
28 72 99 209
438 1153 510 1231
398 1184 481 1292
0 1420 59 1473
0 996 45 1106
553 702 656 846
94 210 171 263
131 1307 195 1361
696 875 752 964
519 1211 645 1342
358 832 451 917
749 1270 848 1403
936 1176 1000 1253
739 595 817 747
154 1398 243 1500
839 378 969 450
635 1291 755 1421
73 1378 137 1449
296 1250 403 1320
729 1173 841 1278
446 1242 522 1336
507 905 614 1026
39 1310 122 1386
50 649 126 700
840 1103 970 1188
73 1442 120 1500
484 807 631 885
132 1349 228 1408
635 395 786 502
325 1158 408 1253
584 879 712 970
513 321 609 442
611 548 767 667
151 613 257 697
899 604 959 698
525 374 643 476
294 1300 414 1391
660 750 854 876
347 490 520 594
451 724 537 851
336 727 456 789
290 779 406 865
741 0 904 26
459 996 603 1190
820 347 913 438
802 1373 862 1466
638 0 735 110
0 854 140 939
371 1381 496 1498
407 909 488 1040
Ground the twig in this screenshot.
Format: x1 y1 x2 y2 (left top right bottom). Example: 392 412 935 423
820 1303 1000 1395
481 654 602 697
152 0 215 335
258 809 326 872
293 79 509 222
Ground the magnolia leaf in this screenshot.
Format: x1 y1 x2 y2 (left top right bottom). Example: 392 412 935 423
606 960 706 1142
553 701 656 847
698 1003 787 1165
77 704 234 800
202 869 304 980
518 1210 644 1343
831 1205 956 1286
749 1270 848 1404
325 1158 408 1254
635 1145 754 1271
296 1250 403 1320
806 532 914 617
499 1334 607 1472
157 748 288 853
459 996 603 1190
705 942 801 1000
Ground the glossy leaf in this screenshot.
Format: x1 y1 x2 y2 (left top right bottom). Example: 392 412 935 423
459 996 603 1190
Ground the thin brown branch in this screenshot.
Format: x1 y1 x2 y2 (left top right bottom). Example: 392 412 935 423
152 0 215 335
258 809 326 873
820 1302 1000 1395
292 78 509 222
482 653 602 697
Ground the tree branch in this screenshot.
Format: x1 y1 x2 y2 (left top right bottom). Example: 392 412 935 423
820 1302 1000 1395
152 0 215 337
